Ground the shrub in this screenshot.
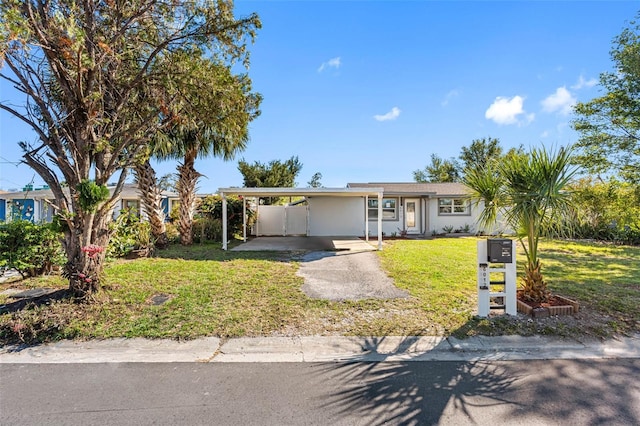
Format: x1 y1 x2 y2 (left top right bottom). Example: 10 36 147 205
107 208 154 258
164 222 180 243
554 178 640 245
0 220 65 278
196 195 254 239
192 217 223 243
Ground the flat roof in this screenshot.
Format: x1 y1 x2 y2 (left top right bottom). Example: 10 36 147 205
218 187 384 197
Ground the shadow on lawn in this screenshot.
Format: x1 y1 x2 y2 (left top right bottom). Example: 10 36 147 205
0 289 77 346
0 289 70 315
311 336 640 425
152 242 296 262
151 241 371 263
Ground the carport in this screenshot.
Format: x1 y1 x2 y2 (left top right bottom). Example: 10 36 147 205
218 187 385 250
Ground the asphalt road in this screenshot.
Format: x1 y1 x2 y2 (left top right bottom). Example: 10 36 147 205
2 359 640 425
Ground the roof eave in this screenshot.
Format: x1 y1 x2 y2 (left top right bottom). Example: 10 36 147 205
218 187 385 197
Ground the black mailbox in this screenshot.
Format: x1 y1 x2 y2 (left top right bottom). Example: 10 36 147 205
487 239 513 263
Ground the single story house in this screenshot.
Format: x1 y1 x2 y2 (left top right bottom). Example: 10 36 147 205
218 182 489 250
0 183 179 223
346 182 482 236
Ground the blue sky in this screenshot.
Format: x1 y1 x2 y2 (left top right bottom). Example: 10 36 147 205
1 1 638 192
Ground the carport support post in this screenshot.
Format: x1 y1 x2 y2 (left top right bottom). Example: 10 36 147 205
365 195 369 242
377 192 383 250
242 196 247 242
222 193 228 250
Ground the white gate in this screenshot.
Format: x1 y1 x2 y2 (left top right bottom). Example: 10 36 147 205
285 206 307 235
256 205 308 236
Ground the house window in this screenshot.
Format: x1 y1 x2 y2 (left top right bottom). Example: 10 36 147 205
438 198 470 215
122 199 140 216
368 198 398 220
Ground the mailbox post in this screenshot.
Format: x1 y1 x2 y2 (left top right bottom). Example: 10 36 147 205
477 239 516 317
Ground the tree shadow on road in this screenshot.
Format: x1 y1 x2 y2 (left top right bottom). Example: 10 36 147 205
310 336 640 425
309 336 519 425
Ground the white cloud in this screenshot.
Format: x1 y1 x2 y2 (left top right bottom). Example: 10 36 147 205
485 95 533 125
541 86 576 115
571 75 598 90
374 107 401 122
318 56 341 73
540 130 549 138
441 89 461 106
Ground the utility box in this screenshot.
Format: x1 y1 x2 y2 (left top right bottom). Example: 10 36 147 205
487 239 513 263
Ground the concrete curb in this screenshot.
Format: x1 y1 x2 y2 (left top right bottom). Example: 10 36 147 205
1 334 640 364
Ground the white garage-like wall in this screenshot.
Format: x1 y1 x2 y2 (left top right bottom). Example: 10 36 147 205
308 197 365 236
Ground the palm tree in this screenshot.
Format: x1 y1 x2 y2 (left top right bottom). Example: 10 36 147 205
464 146 577 303
159 127 249 245
134 156 169 249
138 59 260 246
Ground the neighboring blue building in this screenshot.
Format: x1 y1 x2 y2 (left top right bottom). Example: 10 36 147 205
0 184 179 223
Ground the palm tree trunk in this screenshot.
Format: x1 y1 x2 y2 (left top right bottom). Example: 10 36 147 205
176 147 202 245
520 260 550 303
134 159 169 248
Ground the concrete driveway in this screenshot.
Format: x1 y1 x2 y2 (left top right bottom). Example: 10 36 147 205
298 250 409 301
231 236 376 252
232 236 404 301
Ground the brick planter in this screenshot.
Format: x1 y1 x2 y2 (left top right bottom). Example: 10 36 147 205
517 294 579 318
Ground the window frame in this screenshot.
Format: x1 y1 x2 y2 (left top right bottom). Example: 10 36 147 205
367 197 399 221
437 197 471 216
121 199 141 216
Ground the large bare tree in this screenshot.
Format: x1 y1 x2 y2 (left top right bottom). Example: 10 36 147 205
0 0 260 298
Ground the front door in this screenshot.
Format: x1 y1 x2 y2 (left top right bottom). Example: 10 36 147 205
404 198 421 234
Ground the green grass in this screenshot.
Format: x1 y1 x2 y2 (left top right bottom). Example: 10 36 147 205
1 238 639 344
377 237 478 331
540 240 640 312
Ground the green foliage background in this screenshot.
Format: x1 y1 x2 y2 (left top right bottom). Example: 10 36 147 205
0 221 65 278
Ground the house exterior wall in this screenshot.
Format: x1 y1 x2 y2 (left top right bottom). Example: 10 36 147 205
9 198 36 222
1 185 178 224
39 199 55 222
427 198 482 234
308 197 364 236
366 212 402 236
364 196 401 237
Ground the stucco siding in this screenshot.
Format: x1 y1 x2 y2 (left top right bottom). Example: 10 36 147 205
427 199 483 234
308 197 365 236
366 218 403 237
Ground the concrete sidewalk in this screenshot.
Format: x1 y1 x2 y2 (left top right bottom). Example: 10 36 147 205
1 334 640 363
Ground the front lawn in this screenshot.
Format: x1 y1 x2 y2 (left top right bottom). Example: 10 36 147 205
1 238 638 344
381 238 640 338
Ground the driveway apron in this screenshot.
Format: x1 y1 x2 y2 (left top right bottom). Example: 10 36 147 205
298 251 409 301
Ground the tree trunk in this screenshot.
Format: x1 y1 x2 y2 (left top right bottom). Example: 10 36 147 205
134 160 169 248
63 211 112 299
66 249 104 297
176 148 202 245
